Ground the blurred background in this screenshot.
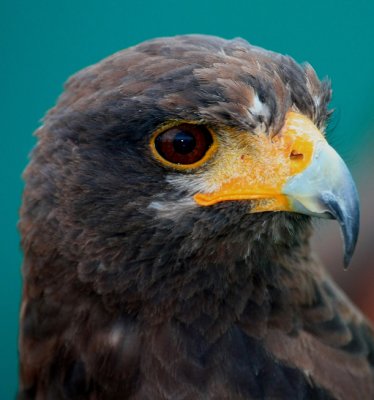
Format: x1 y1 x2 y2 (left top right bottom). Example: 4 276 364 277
1 0 373 397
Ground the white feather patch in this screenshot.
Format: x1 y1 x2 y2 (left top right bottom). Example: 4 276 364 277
148 198 197 220
250 94 269 118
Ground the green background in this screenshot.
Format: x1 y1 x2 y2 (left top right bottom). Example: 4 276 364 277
1 0 374 397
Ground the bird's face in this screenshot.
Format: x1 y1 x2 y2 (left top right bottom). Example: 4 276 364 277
24 36 359 308
148 110 358 267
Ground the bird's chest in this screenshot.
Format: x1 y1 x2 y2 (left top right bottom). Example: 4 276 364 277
131 323 332 400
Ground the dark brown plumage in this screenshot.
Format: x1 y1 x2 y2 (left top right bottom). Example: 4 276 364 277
19 35 374 399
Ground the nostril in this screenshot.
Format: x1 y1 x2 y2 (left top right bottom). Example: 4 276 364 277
290 150 304 161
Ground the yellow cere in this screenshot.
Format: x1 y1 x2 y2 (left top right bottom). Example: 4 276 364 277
193 111 327 212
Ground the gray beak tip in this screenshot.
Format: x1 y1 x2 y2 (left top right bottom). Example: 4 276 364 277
342 212 360 270
321 190 360 270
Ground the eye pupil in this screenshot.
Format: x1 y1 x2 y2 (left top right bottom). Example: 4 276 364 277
173 132 196 154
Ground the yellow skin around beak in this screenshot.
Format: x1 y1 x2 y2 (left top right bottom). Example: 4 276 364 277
193 111 360 267
194 112 324 211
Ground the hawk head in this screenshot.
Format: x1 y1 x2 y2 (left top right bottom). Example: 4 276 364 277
20 35 359 322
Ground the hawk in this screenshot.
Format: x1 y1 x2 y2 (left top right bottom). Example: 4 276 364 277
19 35 374 399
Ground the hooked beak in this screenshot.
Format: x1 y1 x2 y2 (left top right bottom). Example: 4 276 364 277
282 138 360 268
194 112 360 267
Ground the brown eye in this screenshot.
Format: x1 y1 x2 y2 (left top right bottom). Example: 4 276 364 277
153 124 214 166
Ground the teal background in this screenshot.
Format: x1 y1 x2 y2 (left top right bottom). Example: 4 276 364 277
1 0 373 397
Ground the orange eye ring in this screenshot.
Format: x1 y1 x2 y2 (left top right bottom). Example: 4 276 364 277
150 122 218 170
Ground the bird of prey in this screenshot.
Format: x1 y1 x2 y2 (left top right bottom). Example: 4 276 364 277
19 35 374 399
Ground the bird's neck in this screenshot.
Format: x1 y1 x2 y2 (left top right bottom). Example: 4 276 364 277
139 222 315 338
23 207 316 339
